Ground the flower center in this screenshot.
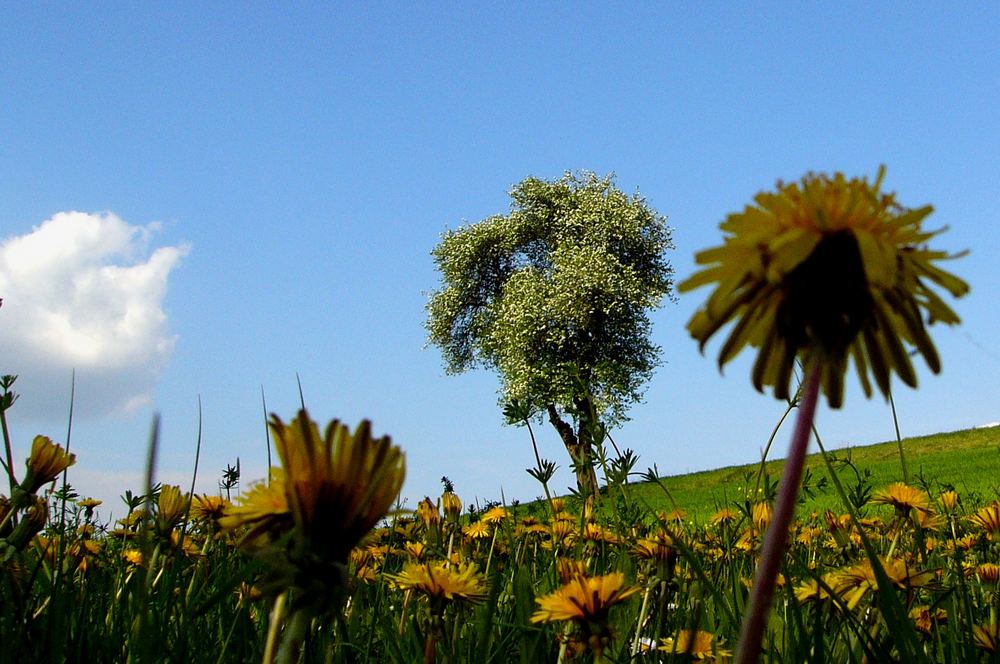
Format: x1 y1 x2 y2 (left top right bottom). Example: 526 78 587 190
778 231 873 355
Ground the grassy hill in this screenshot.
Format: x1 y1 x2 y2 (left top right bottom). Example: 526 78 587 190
622 424 1000 523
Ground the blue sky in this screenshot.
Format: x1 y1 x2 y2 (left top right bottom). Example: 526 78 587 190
2 4 998 519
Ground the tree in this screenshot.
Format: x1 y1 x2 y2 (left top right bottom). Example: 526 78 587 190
425 172 675 496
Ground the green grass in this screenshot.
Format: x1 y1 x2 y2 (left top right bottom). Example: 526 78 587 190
626 424 1000 523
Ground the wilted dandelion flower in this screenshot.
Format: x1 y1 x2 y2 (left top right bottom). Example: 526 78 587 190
680 167 968 407
416 496 441 526
909 605 947 634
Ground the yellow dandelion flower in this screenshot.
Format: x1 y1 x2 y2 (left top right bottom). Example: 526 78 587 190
480 505 509 524
830 557 936 610
156 485 189 534
975 563 1000 584
219 476 292 543
872 483 932 516
556 557 590 583
123 549 144 567
462 520 491 540
710 508 739 526
530 572 639 624
631 537 675 562
404 541 427 560
583 522 622 545
416 496 440 526
680 167 967 407
657 508 687 525
270 411 405 565
441 491 462 520
22 435 75 494
190 494 230 524
936 490 958 513
388 561 487 603
659 629 732 661
751 502 772 532
794 574 838 604
969 502 1000 534
974 624 999 653
909 605 947 634
913 509 945 532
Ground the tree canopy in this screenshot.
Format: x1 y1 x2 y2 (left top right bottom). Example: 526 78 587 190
426 171 674 441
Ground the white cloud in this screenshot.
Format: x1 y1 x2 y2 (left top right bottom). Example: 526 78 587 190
0 211 189 419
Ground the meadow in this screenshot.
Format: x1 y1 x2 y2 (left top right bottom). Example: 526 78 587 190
3 382 1000 663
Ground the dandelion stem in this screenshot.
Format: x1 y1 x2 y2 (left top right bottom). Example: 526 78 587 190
263 592 287 664
736 362 821 663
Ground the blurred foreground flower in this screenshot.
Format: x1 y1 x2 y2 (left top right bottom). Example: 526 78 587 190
681 167 967 663
221 410 404 664
681 167 967 408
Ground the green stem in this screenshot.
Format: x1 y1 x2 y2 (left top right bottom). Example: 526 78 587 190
736 362 821 664
263 592 288 664
888 389 909 484
0 405 14 494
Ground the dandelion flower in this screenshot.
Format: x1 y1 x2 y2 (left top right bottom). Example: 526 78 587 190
462 520 491 540
830 557 936 610
218 476 292 543
441 491 462 520
156 485 189 535
388 561 487 603
531 572 640 659
531 572 639 623
909 605 947 634
271 411 405 565
938 490 959 513
659 629 732 661
872 483 932 516
480 505 509 524
680 167 967 407
974 624 999 653
22 435 75 494
969 502 1000 534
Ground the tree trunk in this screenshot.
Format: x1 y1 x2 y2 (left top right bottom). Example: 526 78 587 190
546 404 600 497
